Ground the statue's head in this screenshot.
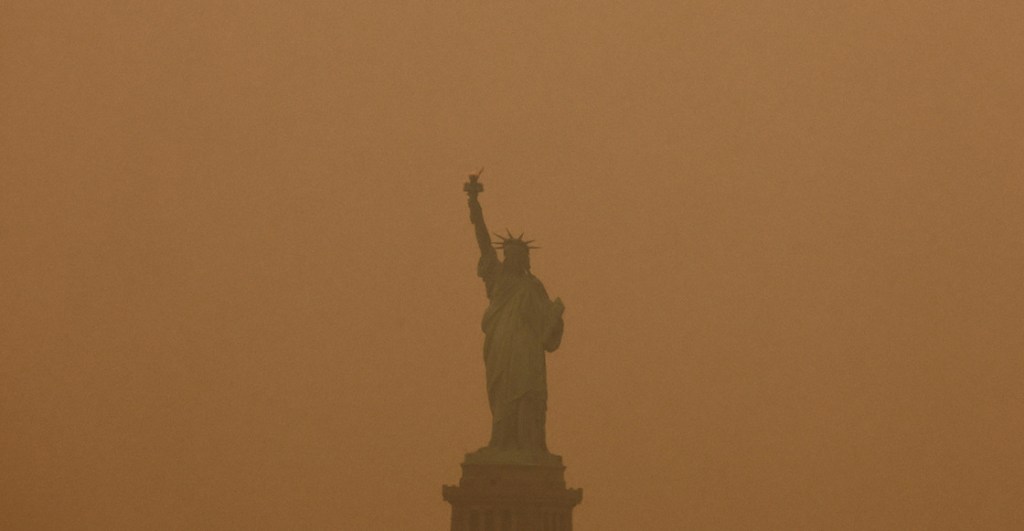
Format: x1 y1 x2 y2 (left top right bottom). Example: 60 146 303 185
494 230 537 273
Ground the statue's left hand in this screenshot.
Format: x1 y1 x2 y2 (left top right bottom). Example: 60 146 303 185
542 298 565 352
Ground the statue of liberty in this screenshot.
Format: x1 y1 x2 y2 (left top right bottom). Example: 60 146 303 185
464 172 565 460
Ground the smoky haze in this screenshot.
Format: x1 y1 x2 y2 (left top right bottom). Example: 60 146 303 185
2 2 1022 529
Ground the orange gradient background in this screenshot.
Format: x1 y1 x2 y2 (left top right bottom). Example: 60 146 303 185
2 2 1023 529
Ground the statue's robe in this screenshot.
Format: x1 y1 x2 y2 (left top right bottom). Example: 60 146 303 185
478 249 563 452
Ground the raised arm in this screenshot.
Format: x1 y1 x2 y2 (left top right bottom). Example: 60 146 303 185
468 195 493 256
464 173 493 256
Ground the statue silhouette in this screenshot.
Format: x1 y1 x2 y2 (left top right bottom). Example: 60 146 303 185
465 173 565 458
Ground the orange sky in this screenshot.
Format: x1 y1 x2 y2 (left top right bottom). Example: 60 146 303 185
2 2 1023 529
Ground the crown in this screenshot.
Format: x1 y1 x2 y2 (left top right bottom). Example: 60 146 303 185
492 229 540 250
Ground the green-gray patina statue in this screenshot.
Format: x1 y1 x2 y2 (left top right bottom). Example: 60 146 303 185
464 172 565 463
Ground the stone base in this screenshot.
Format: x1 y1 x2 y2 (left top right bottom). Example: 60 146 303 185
463 447 565 467
443 454 582 531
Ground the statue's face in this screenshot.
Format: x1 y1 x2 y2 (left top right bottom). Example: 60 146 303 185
503 245 530 271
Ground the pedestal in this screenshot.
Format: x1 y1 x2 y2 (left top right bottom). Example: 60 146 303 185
443 452 582 531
